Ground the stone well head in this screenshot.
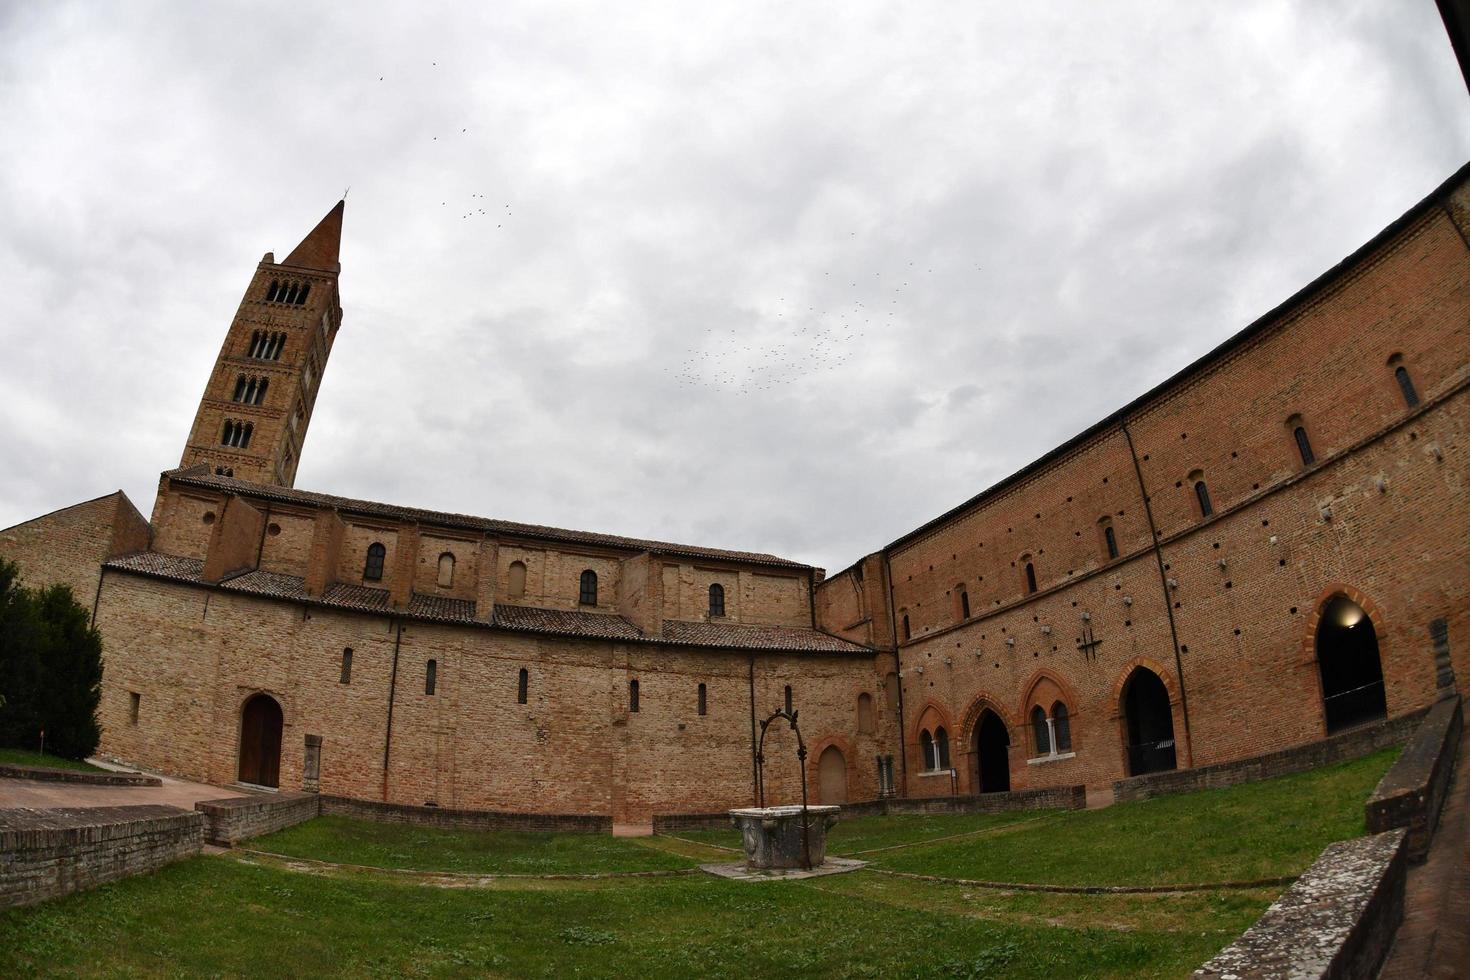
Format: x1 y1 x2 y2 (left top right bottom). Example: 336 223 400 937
729 804 840 870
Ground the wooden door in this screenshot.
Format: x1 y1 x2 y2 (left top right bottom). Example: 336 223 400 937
238 694 283 788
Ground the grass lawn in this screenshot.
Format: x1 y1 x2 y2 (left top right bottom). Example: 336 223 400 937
0 855 1266 978
0 747 106 772
249 815 698 875
673 808 1043 855
872 749 1397 887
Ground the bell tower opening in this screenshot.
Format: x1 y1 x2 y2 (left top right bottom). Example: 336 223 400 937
179 200 345 487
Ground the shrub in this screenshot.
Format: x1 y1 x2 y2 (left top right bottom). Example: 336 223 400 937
0 558 103 759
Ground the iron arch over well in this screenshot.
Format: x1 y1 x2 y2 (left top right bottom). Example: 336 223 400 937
238 692 283 788
1315 594 1388 733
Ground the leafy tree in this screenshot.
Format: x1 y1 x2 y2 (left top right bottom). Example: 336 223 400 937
0 558 103 759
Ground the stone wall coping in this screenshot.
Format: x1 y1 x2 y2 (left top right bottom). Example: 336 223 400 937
1194 829 1407 979
0 805 201 850
0 763 161 787
318 795 612 833
1365 695 1462 861
194 790 313 814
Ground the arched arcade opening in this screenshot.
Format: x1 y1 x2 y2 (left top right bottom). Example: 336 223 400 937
1122 667 1176 776
1316 595 1387 733
974 710 1010 793
817 745 848 804
238 693 283 788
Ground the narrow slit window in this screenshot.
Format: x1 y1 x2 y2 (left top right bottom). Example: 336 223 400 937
697 682 707 716
629 678 640 713
129 691 140 725
959 590 970 619
784 685 793 714
340 648 353 684
1104 524 1119 559
425 659 437 695
1194 480 1213 518
1293 425 1315 467
1025 562 1038 594
517 668 528 704
901 613 911 640
1394 365 1420 407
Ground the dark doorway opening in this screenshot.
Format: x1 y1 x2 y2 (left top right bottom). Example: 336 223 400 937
975 710 1010 793
1123 668 1176 776
1316 596 1387 733
238 693 283 788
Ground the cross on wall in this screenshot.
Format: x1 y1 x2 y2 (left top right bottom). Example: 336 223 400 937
1077 625 1103 662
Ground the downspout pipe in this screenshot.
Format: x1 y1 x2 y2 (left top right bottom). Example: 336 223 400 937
748 655 758 803
382 618 403 800
882 553 909 796
1120 418 1193 760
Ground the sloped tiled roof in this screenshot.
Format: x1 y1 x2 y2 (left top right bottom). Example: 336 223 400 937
491 604 645 641
101 551 869 654
162 467 811 570
661 619 869 653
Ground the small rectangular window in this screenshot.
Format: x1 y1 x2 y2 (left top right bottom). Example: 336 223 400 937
517 668 528 705
129 692 140 725
425 659 437 696
629 678 640 713
697 682 707 716
340 648 352 684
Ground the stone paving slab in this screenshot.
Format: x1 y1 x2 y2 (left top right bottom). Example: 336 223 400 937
700 857 867 881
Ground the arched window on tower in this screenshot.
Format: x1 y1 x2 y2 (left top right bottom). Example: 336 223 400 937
254 378 269 405
220 420 236 447
579 569 598 606
1389 355 1420 408
1031 705 1051 756
232 375 248 402
266 280 280 302
1288 416 1315 467
243 378 257 405
285 282 299 305
240 423 253 448
363 543 386 582
1194 480 1213 518
901 611 911 640
297 283 310 305
954 585 970 621
437 553 455 588
708 583 725 617
1025 561 1038 595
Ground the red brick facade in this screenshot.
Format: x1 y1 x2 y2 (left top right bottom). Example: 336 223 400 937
3 166 1467 825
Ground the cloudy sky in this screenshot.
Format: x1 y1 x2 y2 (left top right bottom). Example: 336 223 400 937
1 1 1466 571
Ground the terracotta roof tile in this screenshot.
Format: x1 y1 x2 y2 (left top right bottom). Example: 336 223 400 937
492 604 645 641
163 467 810 570
660 619 869 653
409 593 477 623
102 553 871 654
322 582 392 612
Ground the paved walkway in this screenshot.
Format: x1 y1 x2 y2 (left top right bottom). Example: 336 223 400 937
1380 724 1469 979
0 766 249 811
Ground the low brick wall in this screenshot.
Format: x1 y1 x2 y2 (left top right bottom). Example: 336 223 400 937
1365 695 1462 862
1195 829 1407 979
195 792 320 846
319 796 610 834
653 786 1085 833
0 763 160 787
1115 709 1426 803
0 805 203 910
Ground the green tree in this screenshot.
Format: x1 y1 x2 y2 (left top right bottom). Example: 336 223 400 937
0 558 103 759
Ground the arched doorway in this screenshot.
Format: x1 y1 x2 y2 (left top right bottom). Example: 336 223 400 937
974 710 1010 793
1316 595 1387 733
1122 667 1176 776
817 745 848 804
238 693 283 788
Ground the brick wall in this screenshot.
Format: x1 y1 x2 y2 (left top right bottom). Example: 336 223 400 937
1114 708 1425 803
0 805 203 910
0 491 149 604
1365 695 1462 861
194 792 320 846
319 795 610 833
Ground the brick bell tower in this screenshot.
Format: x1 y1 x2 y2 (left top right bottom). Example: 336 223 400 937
179 201 345 487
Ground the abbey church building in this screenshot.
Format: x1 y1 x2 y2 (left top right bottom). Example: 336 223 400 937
3 165 1468 827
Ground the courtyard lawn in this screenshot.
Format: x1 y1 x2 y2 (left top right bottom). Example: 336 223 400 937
671 807 1044 855
0 747 107 772
872 748 1397 887
248 815 698 875
0 853 1269 979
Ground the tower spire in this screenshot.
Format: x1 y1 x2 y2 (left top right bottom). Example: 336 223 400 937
282 200 345 273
